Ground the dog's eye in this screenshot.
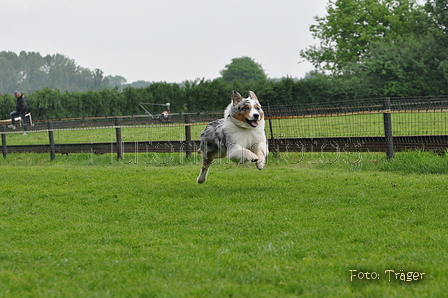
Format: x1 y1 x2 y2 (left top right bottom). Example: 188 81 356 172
255 106 260 111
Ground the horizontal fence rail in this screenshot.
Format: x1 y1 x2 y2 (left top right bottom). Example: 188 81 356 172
1 96 448 159
4 136 448 154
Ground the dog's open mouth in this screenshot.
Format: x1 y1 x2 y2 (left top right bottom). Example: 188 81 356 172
245 119 259 127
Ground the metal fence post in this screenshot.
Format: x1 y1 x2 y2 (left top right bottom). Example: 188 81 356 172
115 118 123 160
383 97 394 159
1 125 7 158
48 121 56 160
184 114 192 158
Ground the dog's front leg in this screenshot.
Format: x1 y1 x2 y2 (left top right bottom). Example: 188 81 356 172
227 145 259 164
248 142 267 170
255 146 267 170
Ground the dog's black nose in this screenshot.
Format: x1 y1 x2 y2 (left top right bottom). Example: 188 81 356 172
253 113 259 119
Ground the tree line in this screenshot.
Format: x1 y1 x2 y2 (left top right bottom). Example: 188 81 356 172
0 52 124 94
2 71 447 121
0 77 362 120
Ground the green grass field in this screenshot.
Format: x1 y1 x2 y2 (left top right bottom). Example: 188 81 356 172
1 151 447 297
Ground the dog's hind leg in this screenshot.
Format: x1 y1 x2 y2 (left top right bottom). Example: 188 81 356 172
197 143 218 183
197 163 209 184
197 156 215 184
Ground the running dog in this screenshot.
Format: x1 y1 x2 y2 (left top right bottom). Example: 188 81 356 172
197 90 268 183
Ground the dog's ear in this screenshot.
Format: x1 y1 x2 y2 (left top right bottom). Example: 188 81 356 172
249 91 259 102
232 90 243 105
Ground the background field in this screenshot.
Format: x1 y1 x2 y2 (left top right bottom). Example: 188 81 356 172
1 152 447 297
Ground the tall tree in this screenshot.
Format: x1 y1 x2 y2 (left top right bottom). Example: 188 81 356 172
425 0 448 43
220 56 267 83
105 75 128 88
300 0 427 73
92 68 104 89
358 35 448 96
0 52 21 94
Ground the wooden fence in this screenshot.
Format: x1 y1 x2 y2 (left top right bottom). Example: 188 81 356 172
2 96 448 160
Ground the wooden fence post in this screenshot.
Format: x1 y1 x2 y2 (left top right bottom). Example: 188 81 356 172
184 114 192 158
1 125 7 158
265 100 276 156
265 100 275 141
115 118 123 160
48 121 56 160
383 97 394 159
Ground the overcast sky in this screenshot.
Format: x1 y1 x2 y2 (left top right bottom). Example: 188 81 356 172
2 0 328 83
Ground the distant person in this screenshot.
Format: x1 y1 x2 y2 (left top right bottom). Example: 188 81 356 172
8 91 28 135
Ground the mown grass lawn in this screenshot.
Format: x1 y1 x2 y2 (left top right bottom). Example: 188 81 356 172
0 152 447 297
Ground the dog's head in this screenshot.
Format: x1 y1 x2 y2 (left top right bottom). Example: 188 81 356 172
227 90 264 128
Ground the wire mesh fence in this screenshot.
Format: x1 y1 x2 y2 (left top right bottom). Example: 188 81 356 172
265 96 448 138
1 96 448 156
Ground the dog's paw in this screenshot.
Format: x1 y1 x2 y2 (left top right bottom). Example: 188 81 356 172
197 169 208 184
248 152 259 163
256 159 265 170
